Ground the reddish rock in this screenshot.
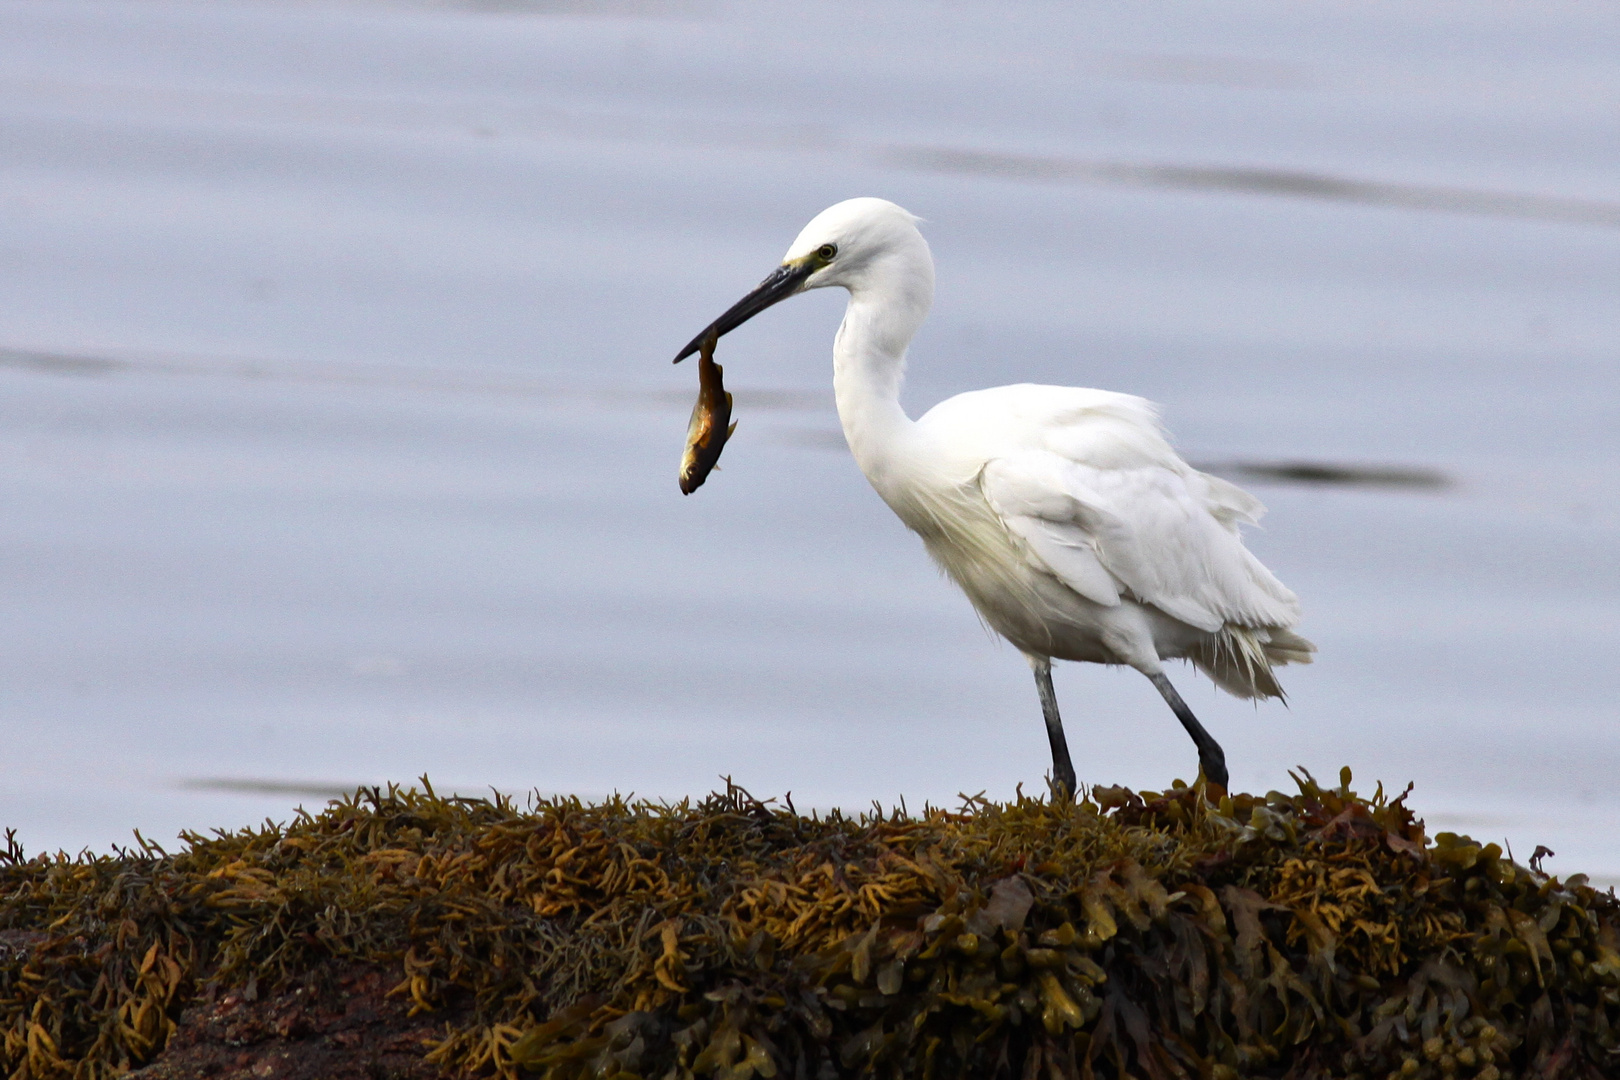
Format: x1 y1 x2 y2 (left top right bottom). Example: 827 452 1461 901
130 961 466 1080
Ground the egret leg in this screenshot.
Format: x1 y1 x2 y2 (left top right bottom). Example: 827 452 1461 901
1029 656 1077 802
1147 672 1228 789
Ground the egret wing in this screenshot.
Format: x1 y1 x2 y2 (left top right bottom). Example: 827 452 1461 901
982 451 1300 632
980 453 1121 608
1067 461 1300 631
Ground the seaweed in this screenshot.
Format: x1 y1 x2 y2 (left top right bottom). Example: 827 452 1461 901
2 770 1616 1079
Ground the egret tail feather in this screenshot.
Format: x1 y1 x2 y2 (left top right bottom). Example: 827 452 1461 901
1189 625 1316 701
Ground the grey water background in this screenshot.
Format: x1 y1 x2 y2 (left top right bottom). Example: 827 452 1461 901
2 0 1617 880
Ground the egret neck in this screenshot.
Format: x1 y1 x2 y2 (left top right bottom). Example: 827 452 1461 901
831 245 935 496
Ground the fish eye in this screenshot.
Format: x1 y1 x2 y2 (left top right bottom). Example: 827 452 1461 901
816 243 837 261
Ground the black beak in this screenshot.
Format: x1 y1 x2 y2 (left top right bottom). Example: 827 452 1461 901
673 261 815 363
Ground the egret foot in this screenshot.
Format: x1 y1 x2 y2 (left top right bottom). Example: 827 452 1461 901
1030 656 1077 802
1147 672 1228 790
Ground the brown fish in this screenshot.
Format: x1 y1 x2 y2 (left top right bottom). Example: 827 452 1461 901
679 332 735 494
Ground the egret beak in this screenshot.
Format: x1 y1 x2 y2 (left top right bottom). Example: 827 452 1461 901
673 261 815 363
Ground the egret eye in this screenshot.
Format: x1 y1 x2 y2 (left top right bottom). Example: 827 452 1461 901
816 243 837 262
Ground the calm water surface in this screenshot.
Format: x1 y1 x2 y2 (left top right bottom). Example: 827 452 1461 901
1 0 1617 880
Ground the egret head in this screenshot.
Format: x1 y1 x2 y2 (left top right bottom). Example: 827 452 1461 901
673 198 927 362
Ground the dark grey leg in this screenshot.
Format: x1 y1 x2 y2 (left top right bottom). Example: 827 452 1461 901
1030 656 1077 802
1147 671 1228 789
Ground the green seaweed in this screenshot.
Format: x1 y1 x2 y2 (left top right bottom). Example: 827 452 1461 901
2 770 1616 1079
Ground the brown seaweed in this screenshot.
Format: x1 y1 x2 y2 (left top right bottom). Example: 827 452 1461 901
678 332 735 495
2 771 1617 1080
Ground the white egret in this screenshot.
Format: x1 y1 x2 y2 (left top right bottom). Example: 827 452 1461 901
675 198 1313 796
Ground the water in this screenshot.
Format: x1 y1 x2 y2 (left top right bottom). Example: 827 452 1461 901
1 0 1616 881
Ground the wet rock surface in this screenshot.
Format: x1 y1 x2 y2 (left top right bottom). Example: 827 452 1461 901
131 962 461 1080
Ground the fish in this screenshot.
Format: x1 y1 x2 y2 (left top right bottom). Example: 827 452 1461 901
679 331 736 494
